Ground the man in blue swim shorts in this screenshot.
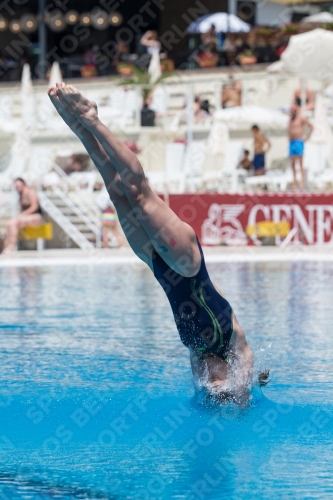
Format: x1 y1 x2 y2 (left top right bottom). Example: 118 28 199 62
288 104 313 189
251 125 271 176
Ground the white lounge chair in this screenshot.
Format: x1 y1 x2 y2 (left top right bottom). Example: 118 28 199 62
113 90 139 128
36 95 68 131
69 171 97 193
305 142 331 189
148 142 186 193
98 90 124 125
0 96 13 122
0 97 17 132
218 141 244 193
183 141 207 191
150 86 170 116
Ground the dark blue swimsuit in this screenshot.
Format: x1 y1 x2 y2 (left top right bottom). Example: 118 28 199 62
152 238 233 361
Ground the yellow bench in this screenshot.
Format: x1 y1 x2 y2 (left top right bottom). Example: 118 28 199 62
246 221 290 238
19 223 53 250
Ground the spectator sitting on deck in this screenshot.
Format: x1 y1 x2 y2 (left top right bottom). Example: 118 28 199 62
201 24 217 52
194 94 211 118
2 178 42 255
63 154 84 175
238 150 252 172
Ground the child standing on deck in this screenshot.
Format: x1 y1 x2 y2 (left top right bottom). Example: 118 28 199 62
251 125 271 176
101 204 123 248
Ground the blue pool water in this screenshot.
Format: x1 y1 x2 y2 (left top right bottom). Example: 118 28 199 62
0 260 333 499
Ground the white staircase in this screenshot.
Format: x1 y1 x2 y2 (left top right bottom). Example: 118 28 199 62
38 190 101 250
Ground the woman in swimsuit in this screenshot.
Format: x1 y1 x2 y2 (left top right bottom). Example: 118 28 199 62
48 83 269 405
2 178 42 255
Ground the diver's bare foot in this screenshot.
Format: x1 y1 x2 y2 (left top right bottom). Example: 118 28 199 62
48 86 77 128
56 82 98 128
48 86 88 137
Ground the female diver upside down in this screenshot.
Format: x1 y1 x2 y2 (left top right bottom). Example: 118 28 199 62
48 83 269 405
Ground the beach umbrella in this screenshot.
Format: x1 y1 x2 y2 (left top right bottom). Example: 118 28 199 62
301 12 333 23
215 106 288 129
187 13 250 34
281 28 333 79
48 61 63 87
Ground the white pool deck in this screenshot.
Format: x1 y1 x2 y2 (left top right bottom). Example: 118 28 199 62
0 245 333 267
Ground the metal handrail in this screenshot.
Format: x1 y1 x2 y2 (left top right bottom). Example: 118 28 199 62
48 162 101 247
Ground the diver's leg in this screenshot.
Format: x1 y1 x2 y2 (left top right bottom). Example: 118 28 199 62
48 87 153 268
56 84 201 277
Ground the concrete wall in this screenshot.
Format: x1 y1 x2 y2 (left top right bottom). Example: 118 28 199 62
255 1 319 26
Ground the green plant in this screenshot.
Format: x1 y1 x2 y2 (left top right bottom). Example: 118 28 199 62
117 65 175 102
257 27 271 35
282 23 297 32
238 49 254 59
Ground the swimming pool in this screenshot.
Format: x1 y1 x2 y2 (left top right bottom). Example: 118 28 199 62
0 260 332 499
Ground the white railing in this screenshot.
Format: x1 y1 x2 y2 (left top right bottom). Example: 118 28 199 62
38 191 95 250
52 186 101 248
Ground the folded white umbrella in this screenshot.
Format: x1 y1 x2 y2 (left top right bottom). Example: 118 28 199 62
187 12 250 34
281 28 333 79
21 63 33 98
215 106 288 129
21 63 34 129
48 61 63 88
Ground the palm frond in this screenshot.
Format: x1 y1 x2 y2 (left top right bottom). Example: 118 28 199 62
116 65 177 101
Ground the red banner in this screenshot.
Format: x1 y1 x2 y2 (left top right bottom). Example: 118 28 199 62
169 193 333 245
